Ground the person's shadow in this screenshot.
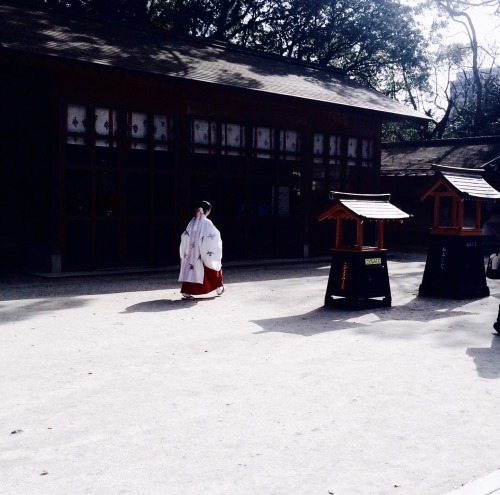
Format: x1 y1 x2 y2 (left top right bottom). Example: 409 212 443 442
122 297 216 313
466 334 500 379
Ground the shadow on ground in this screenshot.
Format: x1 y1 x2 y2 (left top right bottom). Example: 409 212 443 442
467 334 500 379
0 262 330 300
122 297 217 313
252 295 493 338
0 297 90 324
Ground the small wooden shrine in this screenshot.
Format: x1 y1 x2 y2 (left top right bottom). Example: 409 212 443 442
318 192 410 309
419 164 500 299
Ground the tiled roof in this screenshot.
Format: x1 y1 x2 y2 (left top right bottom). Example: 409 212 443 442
0 1 429 121
433 165 500 200
318 192 410 221
381 137 500 176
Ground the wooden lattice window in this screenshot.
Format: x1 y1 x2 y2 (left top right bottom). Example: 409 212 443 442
362 138 374 168
67 104 87 145
192 119 217 154
127 111 148 150
312 133 342 192
95 107 118 148
221 123 245 156
279 129 300 160
153 114 172 152
253 126 274 159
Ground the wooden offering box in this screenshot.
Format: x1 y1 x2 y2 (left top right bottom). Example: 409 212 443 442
419 164 500 299
318 192 410 309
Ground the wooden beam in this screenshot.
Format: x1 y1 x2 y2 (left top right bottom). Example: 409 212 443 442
421 177 450 201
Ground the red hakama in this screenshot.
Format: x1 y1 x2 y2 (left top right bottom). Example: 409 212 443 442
181 266 224 296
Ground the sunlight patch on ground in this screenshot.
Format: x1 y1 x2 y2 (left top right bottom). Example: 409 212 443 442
345 313 381 325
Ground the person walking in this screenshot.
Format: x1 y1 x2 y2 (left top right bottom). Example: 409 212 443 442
179 200 225 299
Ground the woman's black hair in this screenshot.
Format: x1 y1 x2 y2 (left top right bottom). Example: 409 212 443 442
198 200 212 214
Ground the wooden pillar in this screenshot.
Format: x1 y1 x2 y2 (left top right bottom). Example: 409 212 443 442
356 220 363 250
457 199 464 229
378 221 384 249
475 201 482 229
434 195 440 228
452 197 458 227
335 218 342 248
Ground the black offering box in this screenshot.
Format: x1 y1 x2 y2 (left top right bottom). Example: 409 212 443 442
318 192 410 309
419 165 500 299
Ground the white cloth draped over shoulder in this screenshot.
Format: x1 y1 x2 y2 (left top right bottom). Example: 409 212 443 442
178 209 223 284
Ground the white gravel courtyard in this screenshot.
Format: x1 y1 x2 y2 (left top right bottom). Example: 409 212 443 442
1 253 500 495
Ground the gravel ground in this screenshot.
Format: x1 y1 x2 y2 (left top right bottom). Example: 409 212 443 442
1 252 500 495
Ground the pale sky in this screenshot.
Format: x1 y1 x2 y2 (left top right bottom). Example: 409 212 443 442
412 2 500 50
444 6 499 47
398 1 500 115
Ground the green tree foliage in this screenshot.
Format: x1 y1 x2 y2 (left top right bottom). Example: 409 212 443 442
421 0 484 135
446 70 500 137
384 41 469 141
150 0 271 40
384 0 500 140
38 0 151 23
251 0 429 90
154 0 430 95
417 0 500 138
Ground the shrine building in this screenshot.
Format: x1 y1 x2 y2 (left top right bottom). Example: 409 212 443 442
0 1 428 272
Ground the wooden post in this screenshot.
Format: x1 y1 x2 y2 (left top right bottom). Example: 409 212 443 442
357 220 363 250
452 197 458 228
378 221 384 249
434 195 440 228
475 201 482 229
457 199 464 229
335 217 342 248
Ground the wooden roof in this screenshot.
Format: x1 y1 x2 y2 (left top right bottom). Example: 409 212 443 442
0 1 429 122
421 165 500 201
318 192 410 222
381 136 500 177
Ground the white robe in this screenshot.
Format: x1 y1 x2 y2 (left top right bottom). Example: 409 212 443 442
178 213 223 284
